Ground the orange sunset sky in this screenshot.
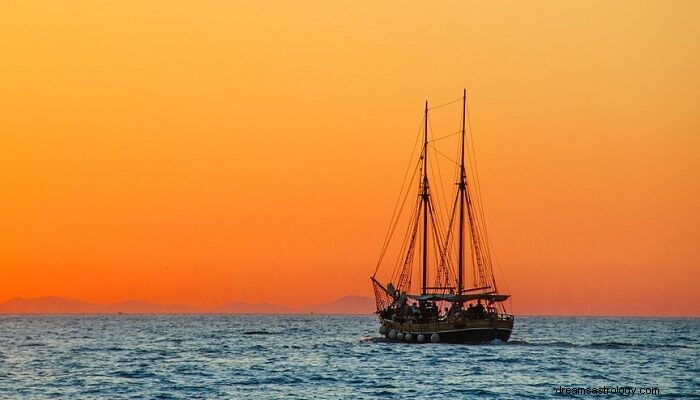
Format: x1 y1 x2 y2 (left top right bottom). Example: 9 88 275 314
1 1 698 316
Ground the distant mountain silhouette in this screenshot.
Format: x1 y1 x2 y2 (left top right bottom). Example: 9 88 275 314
0 297 199 314
0 295 375 315
0 297 104 313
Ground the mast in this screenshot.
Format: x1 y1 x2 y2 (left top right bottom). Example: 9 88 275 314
421 100 429 295
458 89 466 294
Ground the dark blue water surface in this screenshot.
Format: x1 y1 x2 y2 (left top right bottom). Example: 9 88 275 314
0 315 697 399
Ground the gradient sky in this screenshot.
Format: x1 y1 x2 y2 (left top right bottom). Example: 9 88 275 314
1 1 698 315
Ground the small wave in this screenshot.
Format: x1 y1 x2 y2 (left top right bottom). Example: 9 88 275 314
312 343 339 349
112 370 158 379
508 340 577 348
360 336 388 343
589 341 693 350
71 346 126 353
173 365 214 378
243 330 278 335
372 383 399 389
19 342 45 348
478 339 509 346
508 340 693 350
198 347 222 355
307 374 339 383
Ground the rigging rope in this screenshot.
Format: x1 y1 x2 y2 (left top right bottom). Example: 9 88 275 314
373 117 425 277
428 97 462 110
466 99 505 294
430 130 461 143
390 195 421 287
429 144 459 167
376 159 421 278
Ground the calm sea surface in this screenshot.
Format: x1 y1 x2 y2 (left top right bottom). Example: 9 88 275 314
0 315 697 399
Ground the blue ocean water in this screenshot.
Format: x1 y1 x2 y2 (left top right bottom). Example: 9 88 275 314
0 315 697 399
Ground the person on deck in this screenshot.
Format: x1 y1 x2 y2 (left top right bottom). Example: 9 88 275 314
409 302 421 319
448 302 463 318
466 303 475 319
475 299 485 319
429 302 439 319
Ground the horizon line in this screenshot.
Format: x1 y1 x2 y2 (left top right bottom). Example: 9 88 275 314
1 296 697 318
0 312 697 318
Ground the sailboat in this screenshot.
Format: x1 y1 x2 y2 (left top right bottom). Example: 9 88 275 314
371 90 514 344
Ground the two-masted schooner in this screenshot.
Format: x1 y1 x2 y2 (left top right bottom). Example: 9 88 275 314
371 90 514 344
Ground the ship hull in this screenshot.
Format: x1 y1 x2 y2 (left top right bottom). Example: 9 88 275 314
379 317 514 344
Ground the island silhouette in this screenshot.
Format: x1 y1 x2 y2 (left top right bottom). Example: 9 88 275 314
0 295 374 315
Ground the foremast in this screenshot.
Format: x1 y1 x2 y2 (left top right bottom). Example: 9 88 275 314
457 90 466 294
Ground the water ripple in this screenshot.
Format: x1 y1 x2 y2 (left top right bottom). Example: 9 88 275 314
0 315 696 399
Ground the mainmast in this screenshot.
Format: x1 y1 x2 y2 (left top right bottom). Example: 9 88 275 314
458 89 466 294
421 100 428 294
421 100 429 295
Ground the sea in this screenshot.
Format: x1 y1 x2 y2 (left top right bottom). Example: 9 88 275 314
0 315 697 399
